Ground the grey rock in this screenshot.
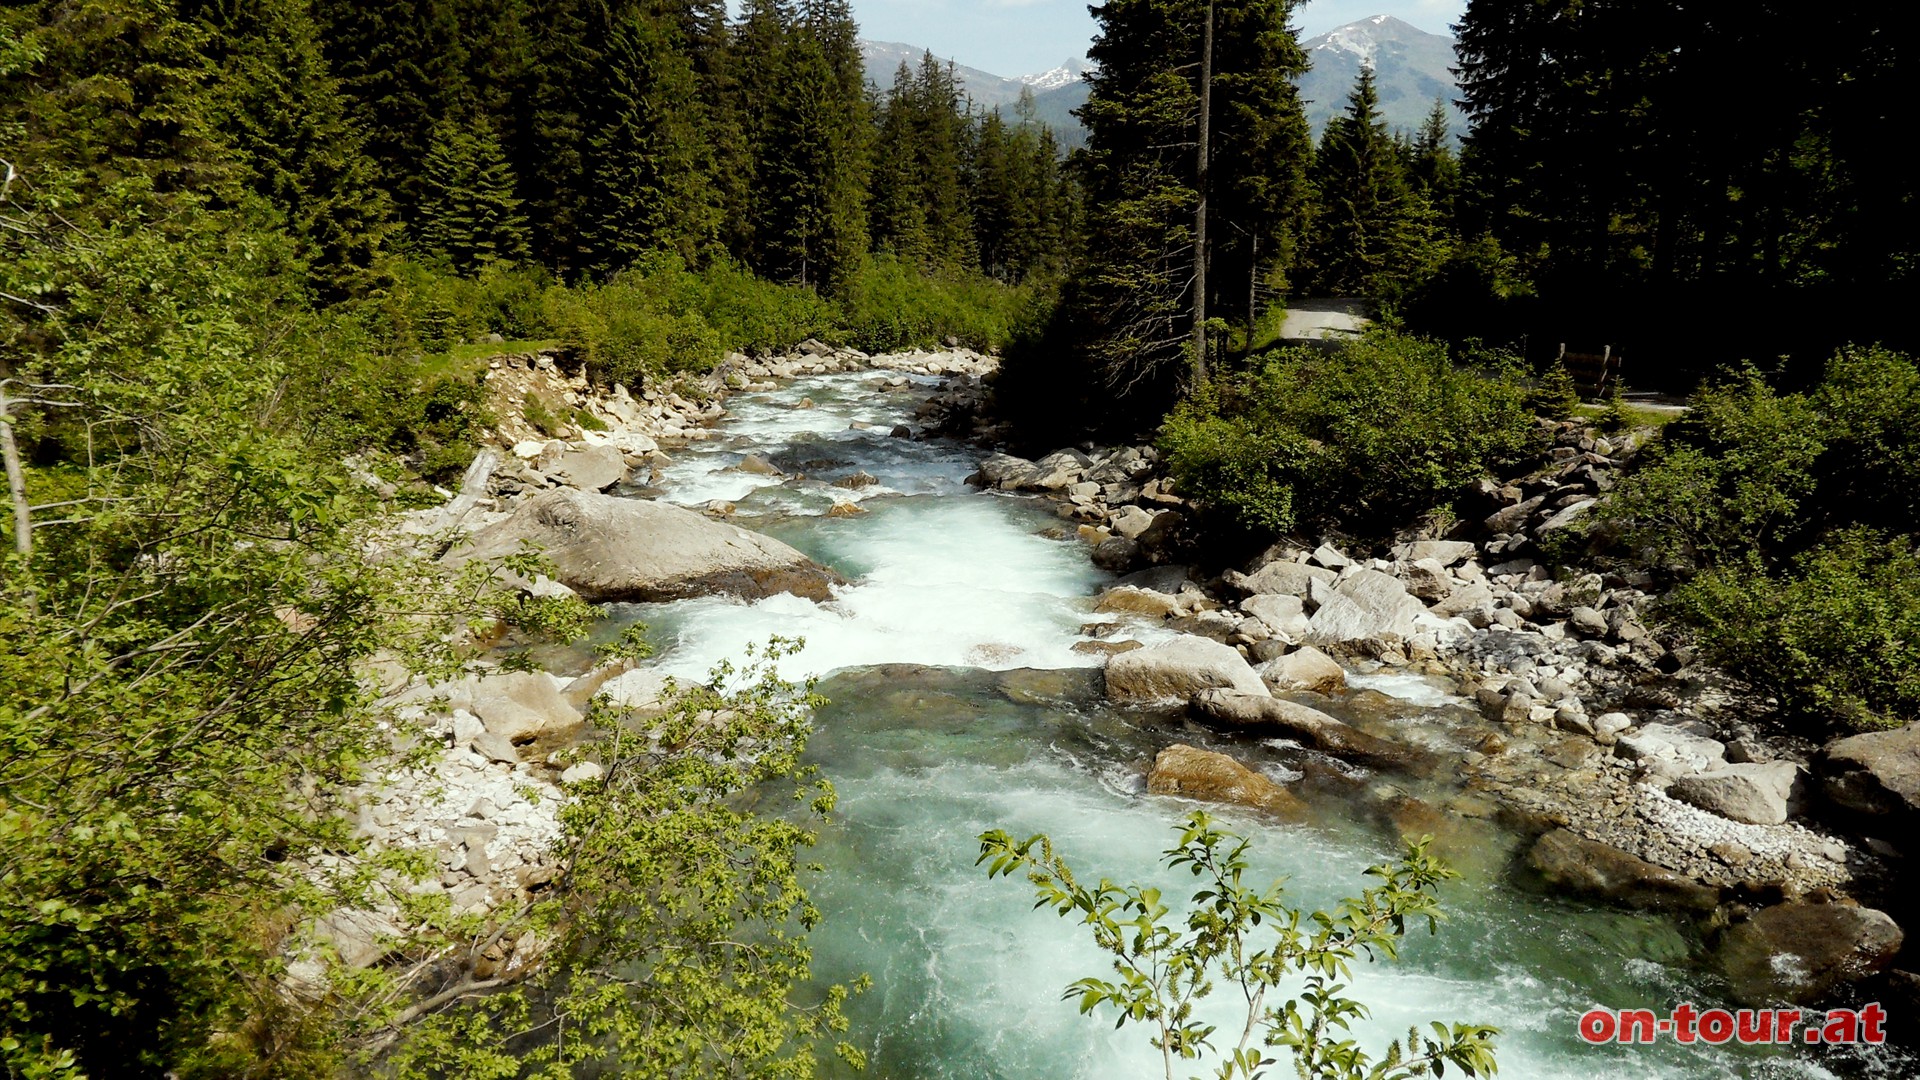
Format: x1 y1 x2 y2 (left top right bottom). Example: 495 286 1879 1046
1309 543 1352 570
1568 606 1609 637
1400 558 1454 602
449 488 838 604
1241 593 1310 640
1189 690 1424 770
1307 569 1425 645
1484 495 1546 534
1233 560 1336 598
1105 637 1270 703
1111 505 1157 540
1148 744 1303 816
1259 644 1346 695
1820 723 1920 826
1615 722 1726 778
1389 540 1478 566
1536 498 1597 533
553 444 627 491
1669 762 1803 825
1430 582 1495 619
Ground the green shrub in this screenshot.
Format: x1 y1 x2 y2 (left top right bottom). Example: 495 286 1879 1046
524 393 562 438
836 254 1035 353
1670 532 1920 732
1529 362 1580 416
1158 331 1534 536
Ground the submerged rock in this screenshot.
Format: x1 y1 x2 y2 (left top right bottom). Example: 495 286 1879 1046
1719 902 1904 1005
1526 828 1720 912
449 489 839 603
1146 744 1304 817
1259 645 1346 695
1190 689 1423 770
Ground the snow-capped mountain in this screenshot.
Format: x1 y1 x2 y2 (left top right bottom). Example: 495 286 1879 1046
1018 57 1091 93
1298 15 1463 139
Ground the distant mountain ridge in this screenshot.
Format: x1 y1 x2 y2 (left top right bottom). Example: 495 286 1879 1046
1298 15 1463 140
858 40 1092 146
861 15 1462 150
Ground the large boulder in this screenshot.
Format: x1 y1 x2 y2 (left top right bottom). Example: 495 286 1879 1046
552 444 627 491
1241 594 1310 641
1307 569 1426 645
1398 558 1453 602
1105 637 1268 703
1614 722 1727 780
1669 762 1803 826
1526 829 1720 911
1095 585 1183 619
1190 690 1423 770
1430 582 1495 619
1389 540 1477 566
1259 645 1345 695
1231 560 1335 598
1820 724 1920 830
1718 903 1905 1005
464 671 582 744
1147 744 1303 816
449 489 838 603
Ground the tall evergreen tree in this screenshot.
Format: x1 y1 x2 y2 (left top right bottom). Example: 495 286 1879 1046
870 62 934 266
752 0 868 290
414 115 531 271
584 0 718 271
1050 0 1310 406
1304 65 1424 296
197 0 398 297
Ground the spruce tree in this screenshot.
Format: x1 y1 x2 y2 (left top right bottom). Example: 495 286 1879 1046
197 0 398 298
1303 65 1427 296
414 116 531 272
584 0 719 271
753 0 868 291
871 62 933 266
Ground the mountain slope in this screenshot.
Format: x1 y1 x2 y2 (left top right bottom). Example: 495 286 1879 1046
1298 15 1463 140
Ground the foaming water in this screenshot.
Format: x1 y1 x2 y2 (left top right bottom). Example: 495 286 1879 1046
624 374 1896 1080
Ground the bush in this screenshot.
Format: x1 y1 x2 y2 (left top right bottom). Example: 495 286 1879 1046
1158 331 1535 537
1669 533 1920 732
836 255 1036 354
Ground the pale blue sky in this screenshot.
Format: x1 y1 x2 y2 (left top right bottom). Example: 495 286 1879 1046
849 0 1467 77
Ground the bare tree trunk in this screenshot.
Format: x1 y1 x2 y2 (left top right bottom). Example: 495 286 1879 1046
1 384 29 558
1191 0 1215 385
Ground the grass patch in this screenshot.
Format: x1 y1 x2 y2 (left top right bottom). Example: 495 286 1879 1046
419 338 561 382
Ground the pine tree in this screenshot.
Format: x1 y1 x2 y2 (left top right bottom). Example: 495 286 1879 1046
584 0 719 271
197 0 398 298
1303 65 1429 296
1048 0 1311 407
753 0 868 291
414 116 531 272
870 62 933 266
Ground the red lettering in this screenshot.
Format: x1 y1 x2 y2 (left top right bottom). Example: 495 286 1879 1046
1579 1008 1618 1044
1824 1009 1860 1044
1620 1009 1659 1044
1775 1009 1803 1043
1861 1002 1887 1044
1698 1009 1735 1044
1670 1003 1698 1044
1736 1009 1772 1043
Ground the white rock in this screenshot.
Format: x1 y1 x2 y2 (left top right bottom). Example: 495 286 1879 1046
1105 637 1270 703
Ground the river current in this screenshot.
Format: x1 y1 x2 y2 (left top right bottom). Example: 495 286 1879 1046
604 371 1891 1079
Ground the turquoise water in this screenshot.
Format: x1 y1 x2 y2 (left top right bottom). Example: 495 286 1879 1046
623 373 1894 1079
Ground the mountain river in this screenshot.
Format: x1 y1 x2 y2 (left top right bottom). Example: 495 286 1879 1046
590 371 1899 1079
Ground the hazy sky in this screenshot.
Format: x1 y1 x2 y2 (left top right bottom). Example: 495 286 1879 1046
850 0 1468 77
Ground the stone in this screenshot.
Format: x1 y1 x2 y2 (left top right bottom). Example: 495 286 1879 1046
1240 593 1310 641
1105 637 1269 703
310 908 407 969
1147 744 1303 816
450 709 484 748
471 729 520 764
1484 495 1546 534
1400 558 1453 602
1429 582 1495 619
559 761 604 784
1189 690 1423 770
449 489 839 604
1820 723 1920 828
1595 712 1634 741
596 668 673 717
1260 645 1346 695
1669 762 1802 825
1309 543 1352 570
736 453 782 475
1526 829 1720 911
1073 639 1143 657
1536 498 1597 533
466 671 582 744
552 444 627 491
1232 560 1336 598
1389 540 1478 566
1111 505 1157 540
1094 585 1183 619
1614 722 1726 779
832 470 879 489
1719 903 1904 1005
1568 606 1609 637
1306 569 1425 645
1091 537 1142 573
